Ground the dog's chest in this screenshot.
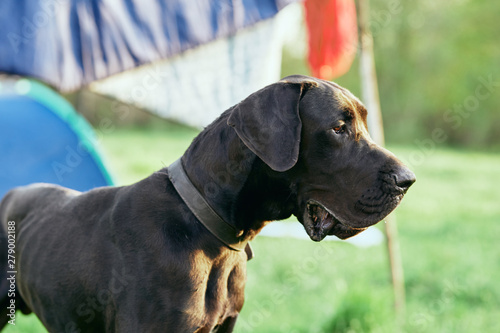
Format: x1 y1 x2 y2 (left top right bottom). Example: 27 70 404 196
186 251 247 327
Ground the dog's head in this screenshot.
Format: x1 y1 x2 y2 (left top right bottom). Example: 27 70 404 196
228 75 415 241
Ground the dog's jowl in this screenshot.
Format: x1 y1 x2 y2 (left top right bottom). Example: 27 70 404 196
0 75 414 332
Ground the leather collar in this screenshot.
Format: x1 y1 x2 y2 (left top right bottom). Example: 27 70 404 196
168 159 253 258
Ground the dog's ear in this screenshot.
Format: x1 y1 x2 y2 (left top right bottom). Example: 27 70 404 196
227 78 317 172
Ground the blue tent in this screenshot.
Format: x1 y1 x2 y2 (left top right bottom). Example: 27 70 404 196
0 78 114 198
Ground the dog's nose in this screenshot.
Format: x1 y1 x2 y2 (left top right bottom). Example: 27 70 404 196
394 167 416 189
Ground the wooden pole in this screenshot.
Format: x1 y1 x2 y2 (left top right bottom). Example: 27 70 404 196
356 0 406 325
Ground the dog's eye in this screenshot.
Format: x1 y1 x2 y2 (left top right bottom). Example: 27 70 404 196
332 125 346 134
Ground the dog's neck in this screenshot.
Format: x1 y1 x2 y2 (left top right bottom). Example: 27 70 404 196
181 110 297 241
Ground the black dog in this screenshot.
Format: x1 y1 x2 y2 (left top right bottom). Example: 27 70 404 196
0 75 415 332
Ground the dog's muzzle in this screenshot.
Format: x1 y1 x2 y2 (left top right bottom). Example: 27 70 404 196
354 165 416 225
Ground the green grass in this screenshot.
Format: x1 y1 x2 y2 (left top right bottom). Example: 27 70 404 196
6 124 500 333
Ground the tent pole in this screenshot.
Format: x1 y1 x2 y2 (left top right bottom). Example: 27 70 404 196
356 0 406 326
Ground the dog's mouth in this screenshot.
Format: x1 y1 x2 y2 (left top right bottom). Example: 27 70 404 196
303 200 367 241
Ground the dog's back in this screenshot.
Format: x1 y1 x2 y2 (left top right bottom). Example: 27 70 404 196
0 184 77 227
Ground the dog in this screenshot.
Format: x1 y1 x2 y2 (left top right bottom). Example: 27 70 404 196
0 75 415 332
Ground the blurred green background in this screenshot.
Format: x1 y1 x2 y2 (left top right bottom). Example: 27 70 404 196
5 1 500 332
